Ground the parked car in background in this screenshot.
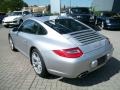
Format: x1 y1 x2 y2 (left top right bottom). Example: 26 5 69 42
8 16 113 78
97 12 120 29
2 11 32 27
66 7 96 24
0 12 6 24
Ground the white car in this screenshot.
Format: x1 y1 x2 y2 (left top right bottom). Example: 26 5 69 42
2 11 31 28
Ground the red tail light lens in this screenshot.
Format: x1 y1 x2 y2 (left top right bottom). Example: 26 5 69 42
53 47 83 58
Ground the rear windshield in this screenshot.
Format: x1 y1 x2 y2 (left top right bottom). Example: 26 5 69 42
44 19 89 34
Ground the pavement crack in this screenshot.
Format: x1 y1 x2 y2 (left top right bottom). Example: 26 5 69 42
28 74 37 90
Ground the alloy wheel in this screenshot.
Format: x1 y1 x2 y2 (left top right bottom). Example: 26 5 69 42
32 51 42 74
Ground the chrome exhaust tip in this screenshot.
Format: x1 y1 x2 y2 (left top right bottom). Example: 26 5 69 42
78 71 88 78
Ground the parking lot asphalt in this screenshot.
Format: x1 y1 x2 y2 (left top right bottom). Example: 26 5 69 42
0 25 120 90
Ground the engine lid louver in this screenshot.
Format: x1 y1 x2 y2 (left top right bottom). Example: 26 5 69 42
69 29 104 45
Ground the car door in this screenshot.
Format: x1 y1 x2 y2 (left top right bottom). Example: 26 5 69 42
14 20 35 56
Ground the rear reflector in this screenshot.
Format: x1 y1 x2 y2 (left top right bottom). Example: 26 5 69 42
53 47 83 58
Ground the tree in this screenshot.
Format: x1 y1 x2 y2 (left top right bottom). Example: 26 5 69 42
0 0 28 12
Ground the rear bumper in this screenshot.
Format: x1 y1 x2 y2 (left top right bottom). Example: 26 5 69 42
43 45 114 78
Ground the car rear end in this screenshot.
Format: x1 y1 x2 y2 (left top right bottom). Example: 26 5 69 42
42 17 113 78
65 29 113 78
43 30 113 78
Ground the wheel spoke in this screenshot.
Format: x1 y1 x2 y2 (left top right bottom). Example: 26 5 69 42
37 65 42 72
32 61 37 67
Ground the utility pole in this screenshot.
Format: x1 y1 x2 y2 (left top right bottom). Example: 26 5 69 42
69 0 71 14
60 0 61 14
70 0 71 9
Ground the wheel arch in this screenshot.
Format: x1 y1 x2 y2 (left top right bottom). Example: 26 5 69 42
29 46 48 75
29 46 44 64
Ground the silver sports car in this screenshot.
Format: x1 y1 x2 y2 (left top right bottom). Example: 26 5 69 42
8 16 113 78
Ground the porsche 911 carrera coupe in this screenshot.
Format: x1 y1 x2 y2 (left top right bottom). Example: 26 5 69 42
8 16 113 78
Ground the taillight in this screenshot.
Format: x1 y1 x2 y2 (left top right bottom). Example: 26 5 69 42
53 47 83 58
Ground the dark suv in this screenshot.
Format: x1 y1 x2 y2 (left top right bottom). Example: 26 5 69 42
66 7 95 24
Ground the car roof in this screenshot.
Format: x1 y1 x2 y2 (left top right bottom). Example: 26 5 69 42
29 15 72 22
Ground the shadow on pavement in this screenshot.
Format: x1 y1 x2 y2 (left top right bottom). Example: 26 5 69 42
44 74 60 79
59 57 120 86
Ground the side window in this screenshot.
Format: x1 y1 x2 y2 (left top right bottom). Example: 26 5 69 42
19 20 36 34
33 22 47 35
18 20 47 35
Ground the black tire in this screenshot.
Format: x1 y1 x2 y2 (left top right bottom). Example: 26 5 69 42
9 36 17 51
31 49 48 78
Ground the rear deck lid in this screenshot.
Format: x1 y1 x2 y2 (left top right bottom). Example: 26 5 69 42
63 29 106 53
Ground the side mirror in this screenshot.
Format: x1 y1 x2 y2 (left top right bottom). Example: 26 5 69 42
12 27 18 32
